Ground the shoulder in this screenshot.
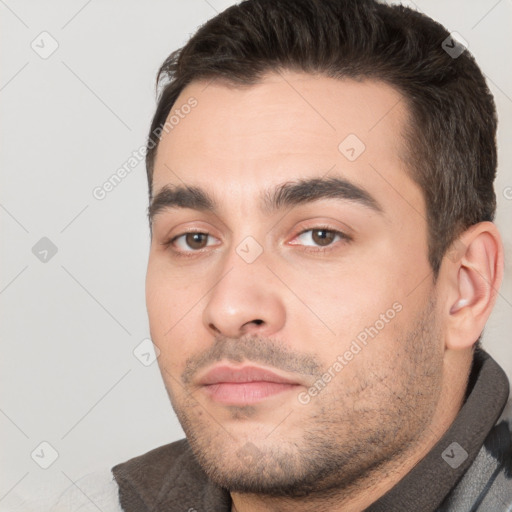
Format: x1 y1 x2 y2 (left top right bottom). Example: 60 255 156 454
474 399 512 510
47 468 122 512
111 438 194 482
111 439 230 510
46 440 209 512
440 398 512 511
497 397 512 431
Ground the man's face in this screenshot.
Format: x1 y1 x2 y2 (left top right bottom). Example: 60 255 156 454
145 72 445 497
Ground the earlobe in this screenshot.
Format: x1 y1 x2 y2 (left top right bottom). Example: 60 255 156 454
445 222 503 351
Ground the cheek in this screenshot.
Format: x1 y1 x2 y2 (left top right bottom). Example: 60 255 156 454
146 264 184 355
146 256 191 329
302 256 420 356
146 270 172 338
146 261 207 374
293 264 390 335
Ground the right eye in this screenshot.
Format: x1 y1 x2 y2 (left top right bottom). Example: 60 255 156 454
165 231 220 256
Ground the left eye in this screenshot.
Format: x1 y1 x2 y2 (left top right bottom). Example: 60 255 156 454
292 228 347 248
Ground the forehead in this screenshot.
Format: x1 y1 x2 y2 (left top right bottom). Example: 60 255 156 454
151 71 420 218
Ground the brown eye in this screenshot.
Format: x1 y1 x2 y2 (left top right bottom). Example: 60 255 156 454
293 227 347 250
311 229 337 246
169 231 218 254
185 232 209 249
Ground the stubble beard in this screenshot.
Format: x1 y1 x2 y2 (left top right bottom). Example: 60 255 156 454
164 298 443 500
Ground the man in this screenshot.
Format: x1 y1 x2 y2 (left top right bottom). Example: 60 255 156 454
51 0 512 510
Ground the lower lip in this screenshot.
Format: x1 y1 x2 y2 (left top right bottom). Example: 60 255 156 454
202 381 299 405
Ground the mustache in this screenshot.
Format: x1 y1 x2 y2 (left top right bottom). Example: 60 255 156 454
181 335 324 385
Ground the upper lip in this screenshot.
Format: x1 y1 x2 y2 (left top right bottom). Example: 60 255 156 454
198 364 301 386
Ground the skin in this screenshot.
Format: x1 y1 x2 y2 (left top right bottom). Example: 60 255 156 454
145 71 503 511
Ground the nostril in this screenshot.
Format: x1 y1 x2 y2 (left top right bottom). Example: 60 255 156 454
242 319 264 331
208 323 221 334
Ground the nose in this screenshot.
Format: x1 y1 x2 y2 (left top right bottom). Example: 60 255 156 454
201 247 286 340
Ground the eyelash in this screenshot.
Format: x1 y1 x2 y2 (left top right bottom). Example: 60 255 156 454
163 225 352 258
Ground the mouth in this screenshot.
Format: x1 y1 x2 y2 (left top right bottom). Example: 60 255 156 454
197 364 302 405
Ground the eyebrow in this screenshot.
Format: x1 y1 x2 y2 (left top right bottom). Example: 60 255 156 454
148 175 383 223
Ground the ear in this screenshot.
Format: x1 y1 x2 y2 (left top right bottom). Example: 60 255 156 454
442 221 504 351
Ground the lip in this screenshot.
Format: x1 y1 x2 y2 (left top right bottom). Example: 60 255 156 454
198 365 301 405
199 365 300 385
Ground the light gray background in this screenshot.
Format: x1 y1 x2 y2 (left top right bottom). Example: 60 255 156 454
1 0 511 510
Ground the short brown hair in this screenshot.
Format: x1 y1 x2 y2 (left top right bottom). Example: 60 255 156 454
146 0 498 279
